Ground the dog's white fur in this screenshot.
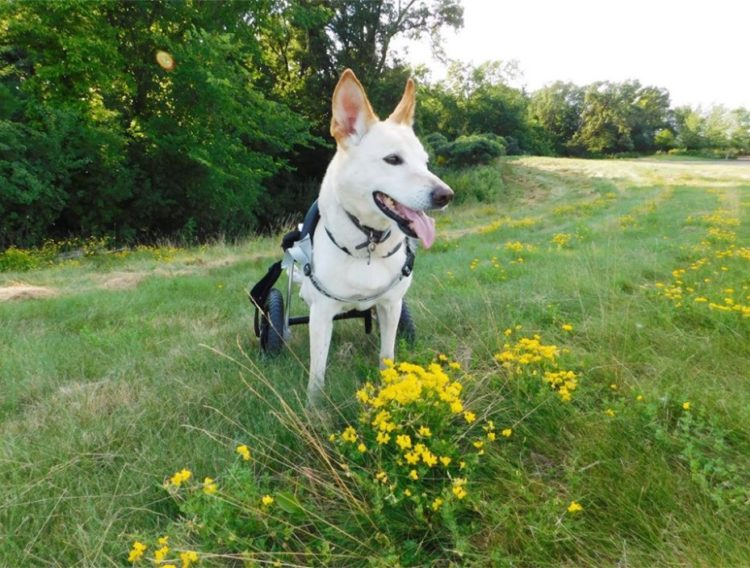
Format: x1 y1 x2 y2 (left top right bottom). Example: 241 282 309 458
300 69 453 404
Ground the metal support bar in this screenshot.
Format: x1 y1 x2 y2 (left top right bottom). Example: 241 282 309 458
287 309 371 327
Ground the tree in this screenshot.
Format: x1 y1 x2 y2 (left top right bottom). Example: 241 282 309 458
528 82 584 154
1 0 313 244
570 81 670 155
728 108 750 154
418 60 542 153
673 106 706 150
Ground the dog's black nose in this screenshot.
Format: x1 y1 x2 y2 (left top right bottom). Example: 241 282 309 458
431 184 454 208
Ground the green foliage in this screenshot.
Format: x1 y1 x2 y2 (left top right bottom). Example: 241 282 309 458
569 81 672 155
0 0 314 246
2 0 750 252
528 82 585 154
417 60 545 154
434 133 506 168
654 128 677 151
440 164 507 204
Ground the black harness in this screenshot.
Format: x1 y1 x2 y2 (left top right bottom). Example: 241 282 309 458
250 200 415 308
308 209 415 303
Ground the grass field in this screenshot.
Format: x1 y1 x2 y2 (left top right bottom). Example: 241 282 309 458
2 157 750 566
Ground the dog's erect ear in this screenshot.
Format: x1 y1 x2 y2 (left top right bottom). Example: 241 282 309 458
387 78 416 126
330 69 378 145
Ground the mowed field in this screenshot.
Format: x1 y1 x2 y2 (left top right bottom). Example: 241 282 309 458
1 157 750 566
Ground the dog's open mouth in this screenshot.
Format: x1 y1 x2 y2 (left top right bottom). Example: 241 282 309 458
373 191 436 249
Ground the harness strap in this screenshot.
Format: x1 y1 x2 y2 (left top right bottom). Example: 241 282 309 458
325 226 404 259
303 239 415 304
345 211 391 249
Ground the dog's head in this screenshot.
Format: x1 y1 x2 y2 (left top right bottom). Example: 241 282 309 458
327 69 453 249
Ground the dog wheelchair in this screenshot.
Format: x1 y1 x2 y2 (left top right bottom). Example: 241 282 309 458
248 200 417 355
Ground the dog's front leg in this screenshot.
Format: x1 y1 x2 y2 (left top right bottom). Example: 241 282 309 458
307 302 335 406
376 299 402 367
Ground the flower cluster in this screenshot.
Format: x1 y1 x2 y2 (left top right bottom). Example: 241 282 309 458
494 329 578 401
332 359 511 517
127 536 198 567
656 201 750 319
552 192 617 219
550 233 572 248
478 215 539 235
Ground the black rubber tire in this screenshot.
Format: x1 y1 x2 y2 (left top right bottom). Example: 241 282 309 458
260 288 285 355
397 301 416 346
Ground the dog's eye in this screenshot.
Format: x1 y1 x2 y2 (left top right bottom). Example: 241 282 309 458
383 154 404 166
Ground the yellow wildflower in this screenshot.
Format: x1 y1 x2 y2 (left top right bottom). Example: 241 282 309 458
395 434 412 450
422 450 438 467
605 408 616 417
169 469 192 487
180 550 199 568
375 471 388 483
473 440 484 449
357 443 367 453
236 444 251 461
405 451 420 465
341 426 358 443
501 428 512 438
567 500 583 513
437 353 449 362
682 401 691 411
452 478 468 499
158 536 169 546
463 411 476 423
431 497 444 511
418 425 432 438
404 488 412 496
128 541 147 563
202 477 217 495
356 388 370 404
261 495 274 506
439 456 452 467
154 544 170 563
449 361 461 370
376 431 391 445
487 431 497 441
408 469 419 480
561 323 573 332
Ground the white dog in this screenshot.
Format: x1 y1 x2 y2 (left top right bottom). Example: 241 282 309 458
299 69 453 404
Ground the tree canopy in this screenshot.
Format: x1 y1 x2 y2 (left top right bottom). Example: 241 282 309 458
0 0 748 249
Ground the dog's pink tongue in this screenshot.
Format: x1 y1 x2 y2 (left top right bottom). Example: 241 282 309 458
396 205 436 249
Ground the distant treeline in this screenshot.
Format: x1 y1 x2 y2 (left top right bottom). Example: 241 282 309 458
1 0 748 249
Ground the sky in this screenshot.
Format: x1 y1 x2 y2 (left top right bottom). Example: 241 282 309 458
399 0 750 109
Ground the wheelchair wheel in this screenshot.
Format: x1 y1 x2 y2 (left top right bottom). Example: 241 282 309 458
260 288 285 355
397 301 416 346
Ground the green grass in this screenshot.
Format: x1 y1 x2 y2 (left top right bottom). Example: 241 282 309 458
2 157 750 566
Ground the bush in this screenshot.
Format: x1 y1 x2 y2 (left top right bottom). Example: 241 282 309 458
433 133 506 168
441 165 506 204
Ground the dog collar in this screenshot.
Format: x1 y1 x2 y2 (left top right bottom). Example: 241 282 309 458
345 211 392 251
325 227 404 261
